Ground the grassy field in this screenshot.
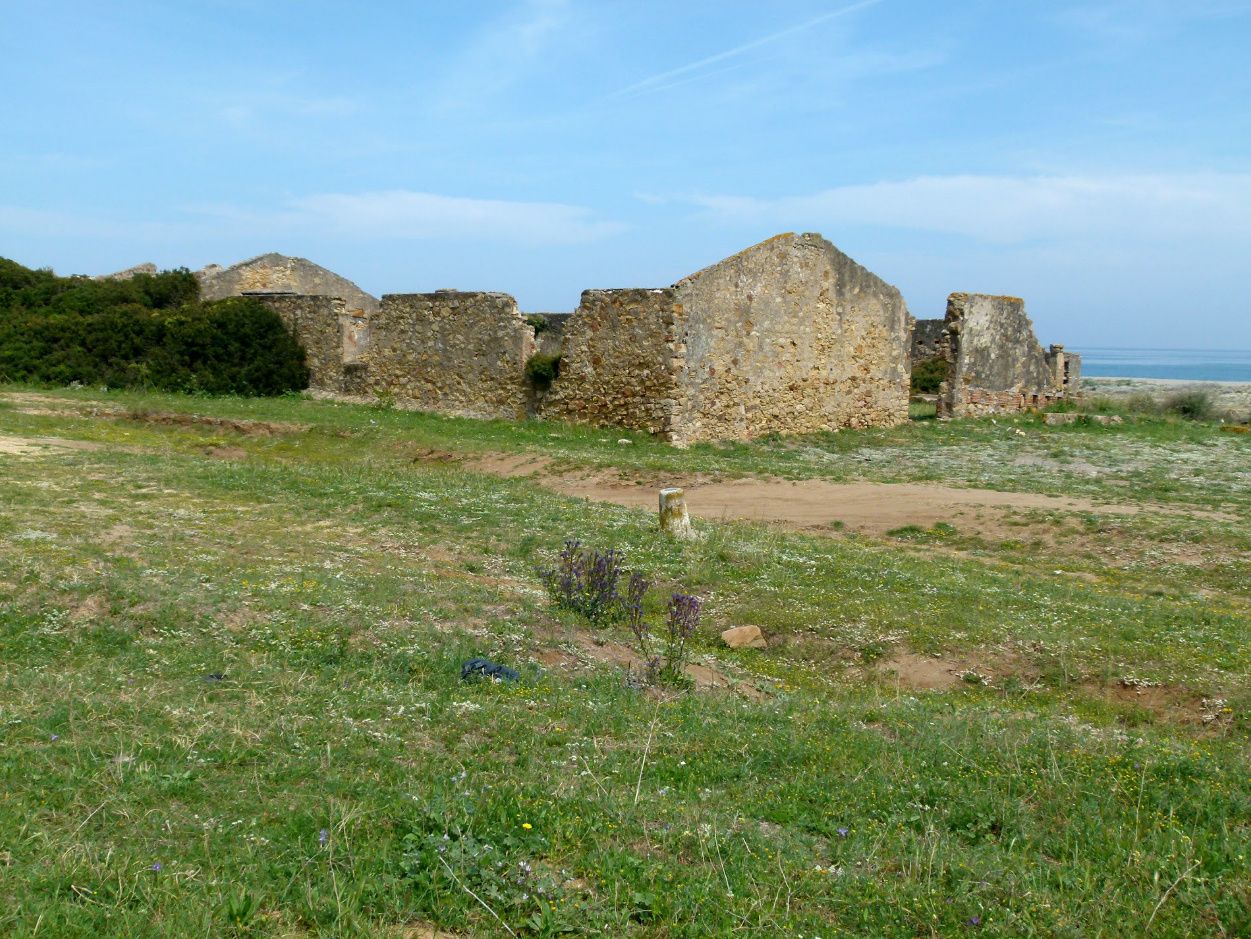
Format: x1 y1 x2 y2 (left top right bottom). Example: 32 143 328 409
0 385 1248 937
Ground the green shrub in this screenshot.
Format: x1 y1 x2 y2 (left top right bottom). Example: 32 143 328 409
524 313 549 335
0 258 308 395
524 352 561 390
910 357 948 394
1164 390 1216 422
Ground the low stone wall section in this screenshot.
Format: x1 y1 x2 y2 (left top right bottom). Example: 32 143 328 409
253 294 351 393
360 291 535 420
541 289 682 436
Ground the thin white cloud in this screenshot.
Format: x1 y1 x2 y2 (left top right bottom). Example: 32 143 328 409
191 190 624 245
0 205 172 240
1055 0 1251 43
426 0 578 114
604 0 885 101
292 190 624 244
2 189 624 249
213 92 360 130
678 173 1251 244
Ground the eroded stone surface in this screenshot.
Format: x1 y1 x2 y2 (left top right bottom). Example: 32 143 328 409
937 293 1080 418
197 253 379 314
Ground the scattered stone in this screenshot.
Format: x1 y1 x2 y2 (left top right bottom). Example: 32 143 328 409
720 625 767 650
616 438 632 445
460 658 519 682
1043 412 1123 426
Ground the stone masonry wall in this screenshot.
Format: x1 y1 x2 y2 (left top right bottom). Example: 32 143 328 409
911 318 945 364
937 293 1068 417
667 232 911 444
360 291 534 420
541 289 683 436
253 294 351 393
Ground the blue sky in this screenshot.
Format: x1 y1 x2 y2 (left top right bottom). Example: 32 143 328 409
2 0 1249 347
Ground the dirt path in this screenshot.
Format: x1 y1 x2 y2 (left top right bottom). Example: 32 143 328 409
463 452 1151 539
0 434 108 456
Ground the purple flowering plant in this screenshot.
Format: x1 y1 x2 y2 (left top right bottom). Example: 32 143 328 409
540 539 627 625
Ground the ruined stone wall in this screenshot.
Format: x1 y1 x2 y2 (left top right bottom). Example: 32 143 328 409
198 253 379 314
1046 345 1082 392
541 289 683 436
668 232 910 444
252 294 351 393
530 312 572 357
937 293 1068 417
911 318 945 363
360 291 534 420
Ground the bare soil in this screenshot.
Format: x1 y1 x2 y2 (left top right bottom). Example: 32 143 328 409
0 434 108 455
458 451 1152 539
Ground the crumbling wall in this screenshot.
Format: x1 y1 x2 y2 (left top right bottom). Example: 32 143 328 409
911 318 945 364
541 290 682 436
529 312 572 357
937 293 1071 417
94 262 158 281
667 232 910 443
198 253 379 314
1046 345 1082 393
252 294 353 393
359 291 534 420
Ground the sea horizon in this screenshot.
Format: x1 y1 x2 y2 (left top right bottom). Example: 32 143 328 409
1075 347 1251 382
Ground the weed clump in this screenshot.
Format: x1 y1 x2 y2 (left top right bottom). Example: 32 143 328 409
1164 389 1217 422
623 574 701 687
542 541 702 687
541 539 625 624
524 352 561 390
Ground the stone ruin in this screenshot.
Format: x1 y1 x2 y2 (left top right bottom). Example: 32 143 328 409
233 233 912 445
138 235 1078 442
197 252 380 315
929 293 1081 418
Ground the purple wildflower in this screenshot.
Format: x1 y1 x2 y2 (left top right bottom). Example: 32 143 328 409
967 916 981 927
318 828 329 847
150 862 162 872
836 827 849 838
541 540 627 623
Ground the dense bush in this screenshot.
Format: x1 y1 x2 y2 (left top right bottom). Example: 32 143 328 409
1163 389 1217 422
910 356 948 394
0 259 308 395
524 351 561 390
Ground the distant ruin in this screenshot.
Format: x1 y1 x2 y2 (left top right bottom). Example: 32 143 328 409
237 233 911 445
544 233 911 444
128 237 1079 441
197 253 380 315
934 293 1080 418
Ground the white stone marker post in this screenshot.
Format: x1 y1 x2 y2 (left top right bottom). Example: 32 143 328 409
659 487 692 539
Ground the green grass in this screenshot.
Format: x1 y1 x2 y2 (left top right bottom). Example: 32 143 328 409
1 385 1249 937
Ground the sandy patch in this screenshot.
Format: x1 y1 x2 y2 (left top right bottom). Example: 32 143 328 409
0 433 108 456
454 451 1154 539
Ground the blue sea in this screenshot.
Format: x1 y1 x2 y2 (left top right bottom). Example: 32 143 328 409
1079 348 1251 382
